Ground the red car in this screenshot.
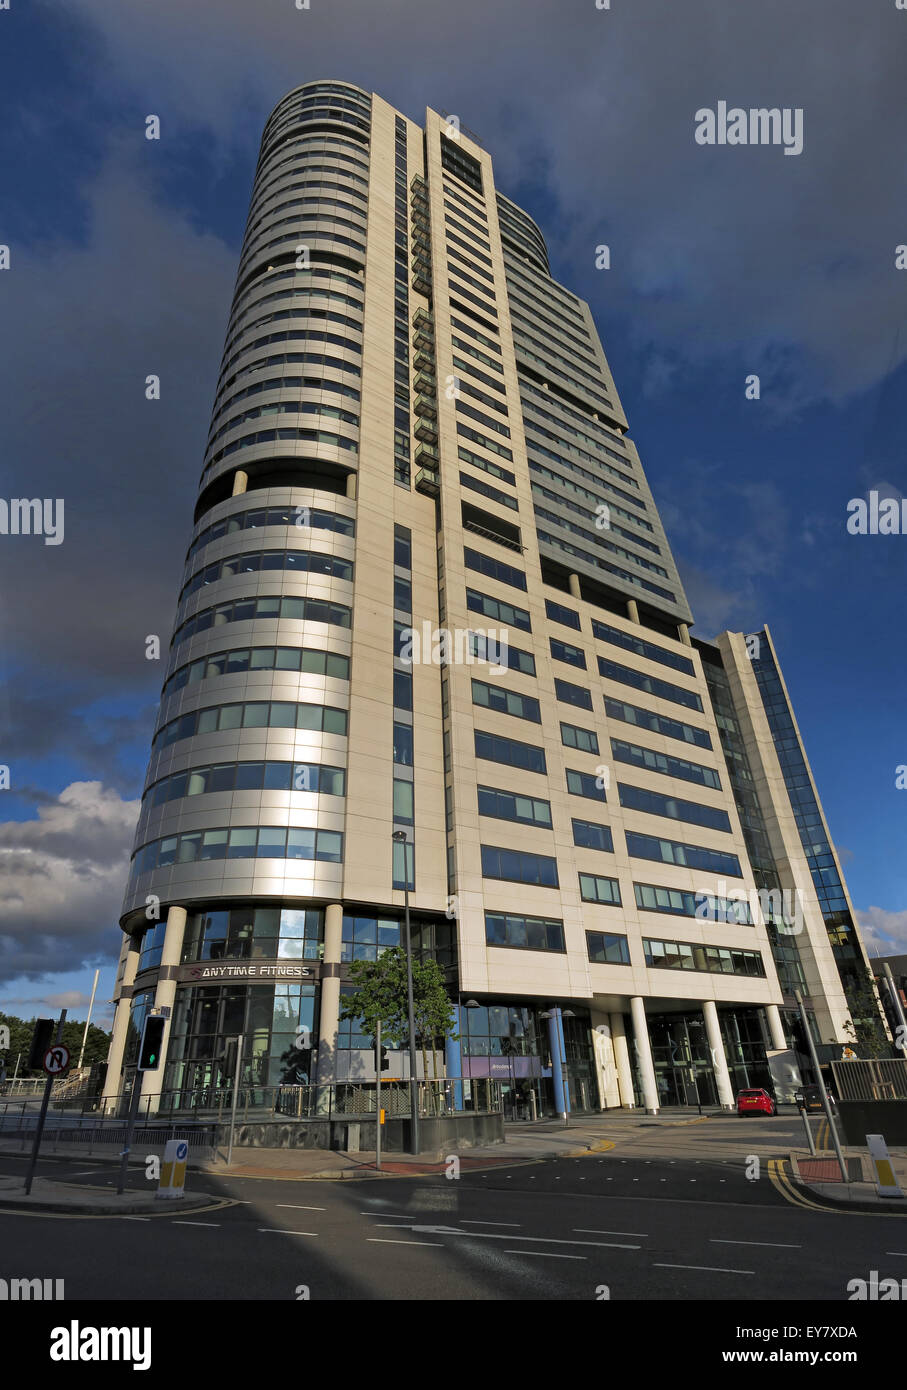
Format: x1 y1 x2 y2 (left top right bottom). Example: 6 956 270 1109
736 1087 777 1116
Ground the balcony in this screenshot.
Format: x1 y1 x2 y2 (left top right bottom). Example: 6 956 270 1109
415 442 439 465
414 418 438 444
413 327 434 352
413 370 436 394
415 466 440 497
413 308 434 329
414 393 437 420
411 272 432 296
413 349 435 373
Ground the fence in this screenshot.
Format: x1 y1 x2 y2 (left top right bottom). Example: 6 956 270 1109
0 1102 217 1160
1 1077 497 1123
831 1058 907 1103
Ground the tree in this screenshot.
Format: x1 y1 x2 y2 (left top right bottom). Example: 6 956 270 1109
841 966 893 1058
339 948 457 1095
0 1012 112 1076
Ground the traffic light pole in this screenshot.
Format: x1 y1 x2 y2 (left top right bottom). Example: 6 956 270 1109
116 1070 144 1196
375 1018 382 1173
23 1010 66 1196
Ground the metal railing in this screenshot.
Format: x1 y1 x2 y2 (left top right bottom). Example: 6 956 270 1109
831 1057 907 1102
0 1079 502 1132
0 1102 217 1159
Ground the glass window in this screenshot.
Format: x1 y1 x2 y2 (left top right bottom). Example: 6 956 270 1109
578 873 622 905
227 828 258 859
393 722 413 765
561 722 600 755
393 671 412 710
484 912 565 952
393 778 415 824
550 638 586 669
572 819 613 852
586 932 631 965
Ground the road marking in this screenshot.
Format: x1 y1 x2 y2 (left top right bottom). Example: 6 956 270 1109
367 1238 442 1247
276 1204 326 1211
258 1228 318 1236
574 1228 648 1237
767 1158 831 1213
461 1220 521 1227
172 1221 220 1228
403 1224 640 1250
711 1239 801 1249
885 1251 907 1256
122 1216 150 1222
505 1250 585 1260
654 1262 753 1275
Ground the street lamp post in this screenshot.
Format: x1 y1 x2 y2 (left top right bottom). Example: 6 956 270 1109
392 831 420 1156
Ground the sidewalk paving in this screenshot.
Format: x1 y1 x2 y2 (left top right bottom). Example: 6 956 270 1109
788 1145 907 1209
0 1173 224 1216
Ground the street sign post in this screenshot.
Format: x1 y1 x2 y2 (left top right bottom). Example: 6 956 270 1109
43 1044 70 1076
23 1009 67 1196
156 1138 189 1200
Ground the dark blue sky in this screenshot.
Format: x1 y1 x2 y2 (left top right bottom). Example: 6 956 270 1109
1 0 905 1025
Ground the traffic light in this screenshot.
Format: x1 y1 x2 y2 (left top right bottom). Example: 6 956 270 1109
378 1045 390 1072
138 1014 166 1071
27 1018 55 1070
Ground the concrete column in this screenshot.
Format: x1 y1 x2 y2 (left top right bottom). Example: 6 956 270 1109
609 1011 635 1107
630 996 659 1114
231 469 248 496
703 999 735 1109
625 598 639 624
567 573 581 600
765 1003 787 1052
315 904 344 1100
591 1015 621 1108
101 933 142 1111
345 471 357 500
141 905 187 1114
678 622 692 647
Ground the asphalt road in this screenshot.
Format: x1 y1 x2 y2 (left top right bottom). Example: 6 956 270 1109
1 1124 905 1302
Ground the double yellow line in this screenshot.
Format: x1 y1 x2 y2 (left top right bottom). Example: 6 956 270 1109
767 1157 830 1212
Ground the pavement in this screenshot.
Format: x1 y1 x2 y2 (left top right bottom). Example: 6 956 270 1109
1 1109 905 1212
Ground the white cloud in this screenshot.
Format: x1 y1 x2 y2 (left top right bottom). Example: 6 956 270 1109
0 782 139 982
854 906 907 958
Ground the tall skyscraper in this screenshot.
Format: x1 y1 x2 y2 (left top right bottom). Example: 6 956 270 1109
102 81 885 1118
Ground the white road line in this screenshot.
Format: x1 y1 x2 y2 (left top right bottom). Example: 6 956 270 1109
367 1238 442 1247
460 1220 521 1227
172 1221 220 1228
407 1226 639 1251
574 1228 648 1237
69 1170 103 1176
885 1251 907 1256
258 1228 318 1236
654 1262 754 1275
276 1204 326 1211
711 1239 801 1249
121 1216 150 1222
505 1250 586 1260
